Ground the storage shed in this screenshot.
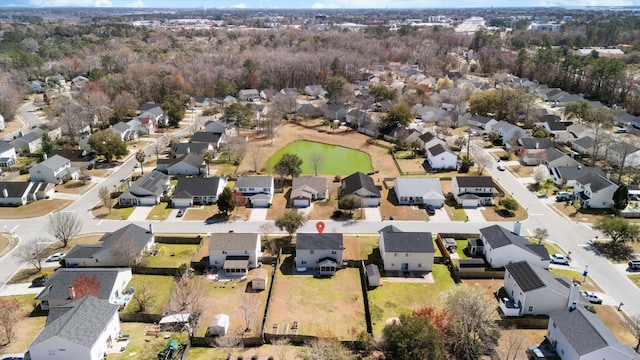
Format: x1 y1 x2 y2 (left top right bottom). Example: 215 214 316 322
206 313 230 336
251 268 268 291
366 264 381 288
443 238 457 253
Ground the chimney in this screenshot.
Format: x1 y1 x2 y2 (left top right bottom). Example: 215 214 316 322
68 286 76 300
149 224 154 234
2 187 7 198
568 283 580 308
513 221 521 236
187 147 191 154
605 172 611 180
43 153 47 160
535 142 539 149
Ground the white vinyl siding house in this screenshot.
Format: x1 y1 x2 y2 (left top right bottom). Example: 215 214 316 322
234 176 274 208
208 233 262 276
341 172 381 207
451 176 496 207
574 173 617 209
480 225 550 269
378 225 434 273
393 177 444 207
171 177 227 208
426 144 458 170
295 233 344 276
29 155 79 184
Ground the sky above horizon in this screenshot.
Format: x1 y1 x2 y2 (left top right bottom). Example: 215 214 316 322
4 0 640 9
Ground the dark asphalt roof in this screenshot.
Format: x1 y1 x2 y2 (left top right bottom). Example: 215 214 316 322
296 233 343 251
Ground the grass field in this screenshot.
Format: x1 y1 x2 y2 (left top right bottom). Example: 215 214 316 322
0 199 72 219
265 140 373 175
141 244 197 268
146 202 173 221
0 294 47 355
108 323 188 360
368 264 455 335
629 274 640 288
122 275 176 314
268 265 366 340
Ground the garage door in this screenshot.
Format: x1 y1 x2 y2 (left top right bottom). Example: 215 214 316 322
461 199 478 208
424 199 444 208
361 198 380 207
292 199 310 208
172 198 192 208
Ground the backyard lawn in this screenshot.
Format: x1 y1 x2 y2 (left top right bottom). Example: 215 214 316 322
141 244 197 268
197 266 272 337
122 275 176 314
0 294 47 355
265 140 373 175
367 264 455 335
268 264 366 340
108 323 188 360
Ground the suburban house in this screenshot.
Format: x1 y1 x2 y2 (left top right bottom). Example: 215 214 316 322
10 131 42 154
35 268 133 310
208 232 261 276
33 123 63 141
413 105 447 123
27 296 121 360
478 224 550 269
233 175 274 208
296 103 324 119
138 102 166 126
550 166 604 188
346 109 371 128
238 89 260 102
0 141 17 168
156 153 207 176
290 176 328 208
357 118 380 137
304 84 327 98
417 131 445 153
378 225 434 273
393 177 444 207
49 149 96 170
204 120 237 141
607 142 640 168
426 143 458 170
0 181 54 205
571 136 595 157
517 138 555 166
190 131 223 148
171 177 227 207
341 172 381 207
127 113 156 135
468 115 497 130
489 121 527 148
118 171 171 207
64 224 154 267
546 305 639 360
171 143 213 158
501 261 585 316
567 124 595 139
107 122 137 142
29 155 79 184
574 173 618 209
295 233 344 276
325 104 347 121
544 148 581 169
450 176 496 207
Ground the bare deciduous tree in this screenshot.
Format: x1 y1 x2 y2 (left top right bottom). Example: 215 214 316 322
168 276 206 336
110 234 141 267
309 152 324 176
240 294 259 333
302 338 355 360
533 228 549 245
0 297 20 344
215 335 243 359
500 327 524 360
17 238 48 272
627 314 640 353
247 144 263 173
272 338 290 360
98 186 114 214
131 283 156 313
471 149 493 175
47 211 83 248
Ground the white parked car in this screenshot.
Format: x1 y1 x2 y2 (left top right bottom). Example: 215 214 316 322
581 291 603 304
497 164 505 171
46 253 66 262
550 254 570 265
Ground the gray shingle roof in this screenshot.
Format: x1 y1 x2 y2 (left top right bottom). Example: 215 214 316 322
575 173 616 192
124 170 170 197
291 177 326 198
65 244 102 258
505 261 570 293
379 226 434 253
0 181 31 197
519 138 554 150
573 136 595 149
209 233 259 251
99 223 153 253
454 176 495 188
190 131 221 144
167 153 204 169
0 141 14 153
480 225 550 260
553 166 604 182
29 296 119 350
172 143 211 156
235 175 273 189
296 233 343 251
36 268 130 302
428 143 449 156
173 177 224 198
549 306 638 358
37 155 70 171
342 172 380 197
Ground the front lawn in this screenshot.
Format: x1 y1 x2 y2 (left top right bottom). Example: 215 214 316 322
122 275 176 315
146 202 173 221
0 199 72 219
93 205 135 220
268 264 366 340
549 269 598 291
367 264 454 335
629 274 640 289
141 244 197 268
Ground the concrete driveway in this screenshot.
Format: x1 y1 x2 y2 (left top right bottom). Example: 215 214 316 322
128 206 154 221
429 207 450 221
464 207 486 222
249 208 268 221
363 207 382 221
0 283 43 296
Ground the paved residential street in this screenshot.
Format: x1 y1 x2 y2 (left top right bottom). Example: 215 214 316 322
1 131 639 322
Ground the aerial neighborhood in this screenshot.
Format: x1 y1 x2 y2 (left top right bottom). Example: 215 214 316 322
1 6 640 360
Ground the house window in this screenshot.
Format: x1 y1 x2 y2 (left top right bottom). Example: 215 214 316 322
528 306 534 312
418 263 422 268
331 251 336 255
301 261 306 265
48 350 56 355
222 251 227 254
244 251 248 254
394 253 397 257
552 321 556 328
310 250 314 254
405 253 408 257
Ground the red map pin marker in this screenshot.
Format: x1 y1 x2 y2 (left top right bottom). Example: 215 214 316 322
316 221 325 234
